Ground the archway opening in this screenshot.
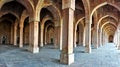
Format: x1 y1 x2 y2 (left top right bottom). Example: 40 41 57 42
23 17 29 46
109 35 113 43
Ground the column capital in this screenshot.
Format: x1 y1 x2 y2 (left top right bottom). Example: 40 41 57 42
62 0 75 10
54 25 60 28
19 25 24 29
19 23 24 28
29 18 40 23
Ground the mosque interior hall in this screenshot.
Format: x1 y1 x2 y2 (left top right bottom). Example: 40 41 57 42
0 0 120 67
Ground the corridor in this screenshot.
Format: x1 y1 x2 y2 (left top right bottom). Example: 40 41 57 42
0 43 119 67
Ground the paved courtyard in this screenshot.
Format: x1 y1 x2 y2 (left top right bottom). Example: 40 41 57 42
0 43 119 67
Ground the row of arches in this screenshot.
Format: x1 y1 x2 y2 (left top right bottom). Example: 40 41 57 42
0 0 120 65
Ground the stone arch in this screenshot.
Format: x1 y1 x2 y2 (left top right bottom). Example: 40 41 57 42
74 17 85 47
81 0 90 17
18 10 29 47
46 5 61 26
39 15 53 47
36 0 45 20
103 23 117 32
41 15 52 29
0 11 19 19
101 21 117 31
102 22 116 36
0 17 13 23
97 16 118 46
97 15 118 30
75 0 89 20
101 22 117 44
45 23 54 45
104 26 116 36
37 3 61 26
90 2 120 24
23 17 29 45
20 10 29 27
75 17 85 31
0 18 13 44
0 0 34 14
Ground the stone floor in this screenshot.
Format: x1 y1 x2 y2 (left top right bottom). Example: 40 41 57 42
0 43 120 67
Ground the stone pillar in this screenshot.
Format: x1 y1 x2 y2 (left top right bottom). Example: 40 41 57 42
40 24 44 47
10 24 14 45
44 26 48 45
116 31 119 47
99 29 102 47
54 26 59 49
73 26 77 48
60 0 75 65
60 20 62 50
94 25 98 49
13 22 17 46
98 30 101 47
103 31 105 45
19 26 24 48
102 31 104 45
29 20 39 53
118 29 120 50
78 24 83 46
85 22 92 53
94 27 98 49
83 27 85 46
115 32 118 47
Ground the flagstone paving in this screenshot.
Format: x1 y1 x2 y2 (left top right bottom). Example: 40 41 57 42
0 43 119 67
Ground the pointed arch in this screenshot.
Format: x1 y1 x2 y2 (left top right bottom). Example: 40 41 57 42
90 2 120 24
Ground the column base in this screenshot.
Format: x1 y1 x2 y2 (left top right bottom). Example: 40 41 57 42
118 46 120 50
40 43 43 47
59 44 62 50
94 44 98 49
83 43 85 47
85 45 91 53
60 53 74 65
28 46 39 53
73 44 76 48
14 44 17 46
59 46 62 51
19 44 23 48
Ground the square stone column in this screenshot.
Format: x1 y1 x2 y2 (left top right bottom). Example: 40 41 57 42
59 20 63 50
28 20 39 53
13 22 18 46
19 19 24 48
103 32 106 45
85 22 91 53
93 25 98 49
102 31 104 45
10 24 14 45
19 26 23 48
78 23 83 46
73 27 77 48
54 26 60 49
116 31 119 48
118 30 120 50
98 30 101 47
40 24 44 47
60 0 75 65
83 28 86 46
99 29 102 47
